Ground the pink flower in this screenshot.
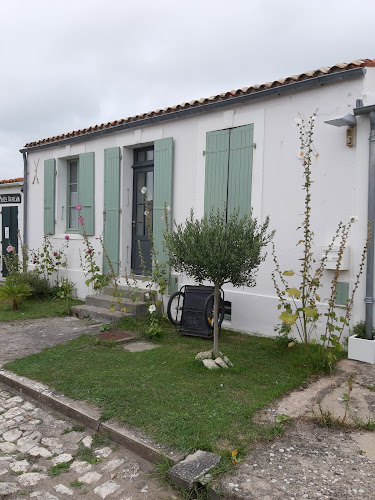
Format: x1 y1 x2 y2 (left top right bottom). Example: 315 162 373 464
166 206 171 212
6 245 14 253
161 216 165 220
76 204 82 210
33 260 36 264
87 249 92 254
65 235 70 241
53 252 57 257
78 216 85 226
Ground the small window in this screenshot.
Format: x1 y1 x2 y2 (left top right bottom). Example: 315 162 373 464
224 301 231 321
68 160 79 230
134 146 154 166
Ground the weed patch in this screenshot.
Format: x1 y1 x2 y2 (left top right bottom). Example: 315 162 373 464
62 424 85 434
70 480 84 488
75 443 102 464
48 461 71 477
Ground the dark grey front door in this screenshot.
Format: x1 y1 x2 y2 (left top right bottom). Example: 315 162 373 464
131 147 154 275
2 206 18 277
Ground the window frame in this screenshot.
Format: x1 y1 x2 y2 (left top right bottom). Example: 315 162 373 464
66 158 80 233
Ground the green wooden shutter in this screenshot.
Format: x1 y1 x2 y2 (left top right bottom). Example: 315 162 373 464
227 124 254 218
154 137 173 271
103 147 121 275
335 282 349 306
44 159 56 235
78 153 95 236
204 130 230 214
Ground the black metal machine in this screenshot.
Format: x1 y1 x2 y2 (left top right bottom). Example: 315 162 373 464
167 284 225 338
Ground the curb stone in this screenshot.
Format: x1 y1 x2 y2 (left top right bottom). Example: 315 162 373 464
0 368 184 466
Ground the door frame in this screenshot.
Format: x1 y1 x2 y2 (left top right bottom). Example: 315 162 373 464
2 206 19 277
131 146 154 275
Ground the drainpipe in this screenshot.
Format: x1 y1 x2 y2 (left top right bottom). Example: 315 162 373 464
22 151 28 268
353 103 375 340
365 111 375 339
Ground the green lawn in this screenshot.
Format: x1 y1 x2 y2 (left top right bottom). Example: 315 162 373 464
0 298 83 322
5 319 330 455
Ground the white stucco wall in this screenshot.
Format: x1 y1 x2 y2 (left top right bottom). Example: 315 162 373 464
24 68 375 339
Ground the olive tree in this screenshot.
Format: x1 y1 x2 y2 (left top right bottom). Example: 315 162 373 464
164 208 274 358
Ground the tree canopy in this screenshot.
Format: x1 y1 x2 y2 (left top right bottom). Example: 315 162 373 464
164 209 274 288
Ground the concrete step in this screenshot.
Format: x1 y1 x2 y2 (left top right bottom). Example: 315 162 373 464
85 294 148 318
102 285 155 302
71 304 130 324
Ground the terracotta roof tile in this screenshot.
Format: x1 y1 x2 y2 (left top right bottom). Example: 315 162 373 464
0 177 23 185
24 59 375 149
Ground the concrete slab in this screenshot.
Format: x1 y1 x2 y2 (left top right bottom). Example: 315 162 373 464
0 316 100 364
167 450 221 490
123 341 161 352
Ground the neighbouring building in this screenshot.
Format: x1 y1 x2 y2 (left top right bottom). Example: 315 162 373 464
19 59 375 338
0 177 24 277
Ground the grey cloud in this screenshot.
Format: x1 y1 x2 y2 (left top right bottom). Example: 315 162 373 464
1 0 375 179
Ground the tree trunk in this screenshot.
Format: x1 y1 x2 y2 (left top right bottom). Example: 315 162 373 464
213 282 220 358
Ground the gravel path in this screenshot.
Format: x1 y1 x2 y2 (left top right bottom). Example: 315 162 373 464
219 420 375 500
218 360 375 500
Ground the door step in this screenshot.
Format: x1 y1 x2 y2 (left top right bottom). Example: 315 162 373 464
71 285 150 324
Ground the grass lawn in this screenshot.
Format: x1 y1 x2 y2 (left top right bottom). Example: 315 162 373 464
5 318 331 455
0 298 83 322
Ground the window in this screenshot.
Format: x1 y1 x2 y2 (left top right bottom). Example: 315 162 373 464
67 159 79 230
44 153 95 236
224 300 232 322
204 124 254 219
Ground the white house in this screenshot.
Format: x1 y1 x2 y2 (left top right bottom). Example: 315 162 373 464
0 177 24 277
20 58 375 338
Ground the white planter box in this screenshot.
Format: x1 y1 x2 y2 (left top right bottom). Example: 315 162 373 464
348 335 375 364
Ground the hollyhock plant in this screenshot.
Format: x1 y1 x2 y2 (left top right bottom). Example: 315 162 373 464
29 235 69 278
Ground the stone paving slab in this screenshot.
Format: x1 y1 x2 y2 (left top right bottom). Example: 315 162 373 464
0 382 180 499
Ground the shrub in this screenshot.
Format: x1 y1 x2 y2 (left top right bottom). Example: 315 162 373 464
352 321 375 340
0 279 32 310
10 271 52 298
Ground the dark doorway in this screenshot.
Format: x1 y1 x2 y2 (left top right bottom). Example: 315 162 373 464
2 206 19 277
131 147 154 275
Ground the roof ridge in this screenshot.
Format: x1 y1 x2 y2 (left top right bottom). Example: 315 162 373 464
0 177 24 184
24 59 375 149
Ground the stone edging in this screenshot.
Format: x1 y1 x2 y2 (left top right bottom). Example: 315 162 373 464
0 369 185 466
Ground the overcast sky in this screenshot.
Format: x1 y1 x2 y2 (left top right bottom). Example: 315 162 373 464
1 0 375 180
